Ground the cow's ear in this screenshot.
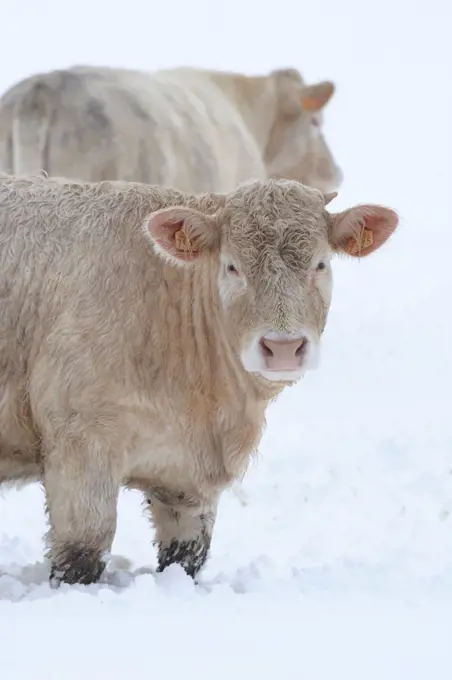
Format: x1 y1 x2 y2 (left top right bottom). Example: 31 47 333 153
301 81 335 112
329 204 399 257
144 207 220 266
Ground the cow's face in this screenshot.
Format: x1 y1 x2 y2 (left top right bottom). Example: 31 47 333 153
265 69 343 193
145 179 398 384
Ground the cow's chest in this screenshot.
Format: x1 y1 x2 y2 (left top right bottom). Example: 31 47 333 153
122 391 266 495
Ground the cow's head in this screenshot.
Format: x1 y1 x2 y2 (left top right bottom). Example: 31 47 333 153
264 68 342 193
145 179 398 384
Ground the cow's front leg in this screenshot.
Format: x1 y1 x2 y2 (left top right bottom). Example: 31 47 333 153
43 440 120 587
146 489 217 579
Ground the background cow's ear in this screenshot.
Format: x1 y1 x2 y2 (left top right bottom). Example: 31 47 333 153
301 81 335 112
144 207 220 266
329 204 399 257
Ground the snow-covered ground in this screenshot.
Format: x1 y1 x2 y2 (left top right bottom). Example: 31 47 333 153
1 0 452 678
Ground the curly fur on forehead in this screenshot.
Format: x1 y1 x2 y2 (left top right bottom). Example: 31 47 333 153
221 179 329 275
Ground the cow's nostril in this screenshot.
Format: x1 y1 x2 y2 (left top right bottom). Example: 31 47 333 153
260 339 274 357
295 339 307 357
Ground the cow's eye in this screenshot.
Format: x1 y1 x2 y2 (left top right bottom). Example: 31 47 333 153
316 261 326 271
227 263 238 275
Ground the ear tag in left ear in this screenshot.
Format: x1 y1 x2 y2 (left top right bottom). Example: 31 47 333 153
175 229 198 253
346 228 374 255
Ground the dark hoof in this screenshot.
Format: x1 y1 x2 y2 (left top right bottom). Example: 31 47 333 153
157 538 208 579
49 548 106 586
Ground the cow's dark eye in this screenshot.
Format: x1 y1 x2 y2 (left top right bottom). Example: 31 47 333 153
227 263 238 274
316 261 326 271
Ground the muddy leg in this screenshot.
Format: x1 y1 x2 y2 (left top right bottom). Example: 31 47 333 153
43 442 119 586
146 489 217 579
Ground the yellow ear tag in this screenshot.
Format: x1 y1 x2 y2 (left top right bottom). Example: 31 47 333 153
175 229 198 253
346 228 374 255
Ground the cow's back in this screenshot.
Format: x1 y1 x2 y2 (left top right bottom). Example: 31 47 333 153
0 66 265 191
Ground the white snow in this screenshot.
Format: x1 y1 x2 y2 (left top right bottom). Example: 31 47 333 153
1 0 452 677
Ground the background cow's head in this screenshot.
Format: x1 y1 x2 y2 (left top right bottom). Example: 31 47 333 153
265 68 343 193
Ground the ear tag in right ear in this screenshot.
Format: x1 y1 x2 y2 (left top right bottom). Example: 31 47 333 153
346 228 374 255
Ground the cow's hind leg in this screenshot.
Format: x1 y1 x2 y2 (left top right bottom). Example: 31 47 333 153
146 488 217 579
43 440 120 586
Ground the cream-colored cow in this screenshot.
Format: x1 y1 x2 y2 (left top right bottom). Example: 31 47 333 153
0 174 396 585
0 65 342 193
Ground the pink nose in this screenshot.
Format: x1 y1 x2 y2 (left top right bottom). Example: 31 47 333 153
260 337 307 371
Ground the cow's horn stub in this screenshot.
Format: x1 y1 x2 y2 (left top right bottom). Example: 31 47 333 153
324 191 338 206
